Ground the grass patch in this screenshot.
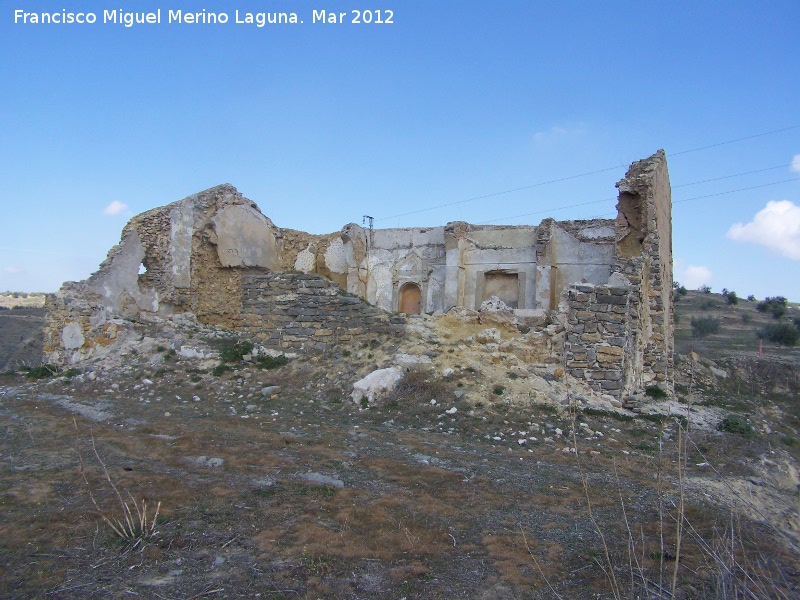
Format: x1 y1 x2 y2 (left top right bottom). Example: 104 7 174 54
637 413 668 424
582 407 634 422
633 441 656 455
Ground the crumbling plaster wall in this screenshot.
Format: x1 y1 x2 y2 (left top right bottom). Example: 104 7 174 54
45 184 284 361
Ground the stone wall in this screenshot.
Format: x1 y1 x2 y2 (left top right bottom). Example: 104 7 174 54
239 272 405 353
612 150 673 392
562 150 673 398
564 283 632 396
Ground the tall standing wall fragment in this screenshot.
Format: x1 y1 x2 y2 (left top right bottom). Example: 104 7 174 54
563 150 673 398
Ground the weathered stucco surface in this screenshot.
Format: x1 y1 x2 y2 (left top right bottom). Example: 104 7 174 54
44 151 673 400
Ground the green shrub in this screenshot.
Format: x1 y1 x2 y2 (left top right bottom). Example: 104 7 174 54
690 316 720 338
63 368 80 379
25 364 61 379
722 289 738 305
645 385 667 398
219 340 254 363
718 415 753 435
756 296 788 319
741 313 752 324
492 386 505 395
699 285 712 294
758 323 799 347
212 364 232 377
257 355 289 370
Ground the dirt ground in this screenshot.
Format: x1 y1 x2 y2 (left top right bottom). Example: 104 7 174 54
0 295 798 599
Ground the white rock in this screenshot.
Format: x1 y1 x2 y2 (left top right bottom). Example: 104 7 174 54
475 328 501 344
351 367 403 404
607 272 632 288
479 296 510 312
445 407 457 414
62 322 85 350
194 456 224 468
710 367 728 379
394 353 433 370
180 346 207 359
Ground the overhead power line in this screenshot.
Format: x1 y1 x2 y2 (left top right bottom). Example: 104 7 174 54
672 163 792 188
374 125 799 223
673 177 800 205
483 177 800 225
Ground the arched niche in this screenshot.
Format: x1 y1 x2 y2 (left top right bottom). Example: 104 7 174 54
398 282 422 315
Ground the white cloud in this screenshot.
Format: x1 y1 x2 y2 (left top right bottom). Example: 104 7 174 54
532 124 585 144
791 154 800 173
675 264 712 289
726 200 800 260
103 200 128 216
533 126 567 143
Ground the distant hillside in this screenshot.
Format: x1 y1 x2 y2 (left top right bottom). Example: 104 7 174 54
0 293 46 309
674 289 800 363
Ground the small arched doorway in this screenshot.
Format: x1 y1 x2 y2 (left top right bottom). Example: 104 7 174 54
399 282 422 315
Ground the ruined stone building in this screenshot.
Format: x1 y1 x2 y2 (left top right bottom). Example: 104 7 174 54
45 150 673 397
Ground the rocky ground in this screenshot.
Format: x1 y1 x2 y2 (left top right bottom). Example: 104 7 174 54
0 294 798 599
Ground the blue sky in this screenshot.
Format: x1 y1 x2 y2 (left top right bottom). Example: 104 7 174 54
1 0 799 300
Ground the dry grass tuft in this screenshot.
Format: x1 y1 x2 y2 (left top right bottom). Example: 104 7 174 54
75 421 161 547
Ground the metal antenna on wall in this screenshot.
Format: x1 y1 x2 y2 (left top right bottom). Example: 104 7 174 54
362 215 374 249
362 215 375 294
